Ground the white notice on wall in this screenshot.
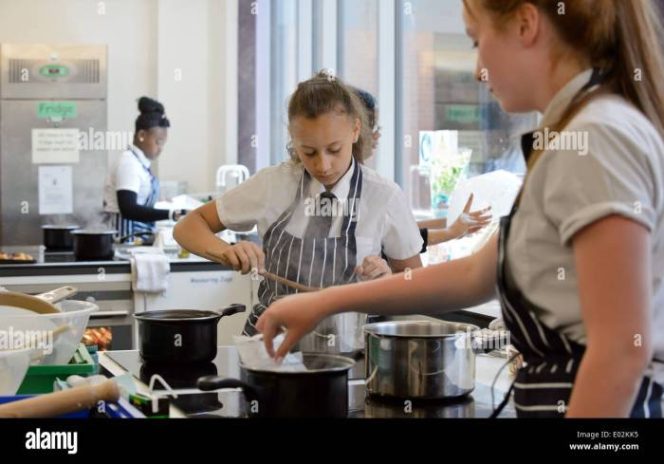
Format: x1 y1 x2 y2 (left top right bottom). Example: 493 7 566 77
32 129 80 164
38 165 73 215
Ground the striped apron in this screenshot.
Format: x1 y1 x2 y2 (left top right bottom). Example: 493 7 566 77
111 146 160 240
243 161 366 354
494 131 664 418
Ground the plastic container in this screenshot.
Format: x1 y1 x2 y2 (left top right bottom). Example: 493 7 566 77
17 345 97 394
0 300 97 365
0 348 32 395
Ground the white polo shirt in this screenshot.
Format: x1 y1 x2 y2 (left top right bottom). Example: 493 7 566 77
103 145 154 214
216 158 423 262
508 69 664 383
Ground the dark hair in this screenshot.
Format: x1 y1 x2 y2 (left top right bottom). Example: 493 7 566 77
135 96 170 132
352 87 377 131
288 71 371 163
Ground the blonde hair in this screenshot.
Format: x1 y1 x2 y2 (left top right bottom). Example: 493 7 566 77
465 0 664 174
287 71 372 163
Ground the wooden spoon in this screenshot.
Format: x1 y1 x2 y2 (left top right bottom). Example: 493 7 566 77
260 271 320 293
205 248 321 292
0 292 61 314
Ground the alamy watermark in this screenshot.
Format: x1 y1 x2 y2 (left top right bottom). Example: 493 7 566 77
454 329 511 352
303 197 360 222
0 326 54 354
78 128 134 151
533 128 589 156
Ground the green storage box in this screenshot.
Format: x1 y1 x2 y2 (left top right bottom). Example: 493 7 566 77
17 344 97 394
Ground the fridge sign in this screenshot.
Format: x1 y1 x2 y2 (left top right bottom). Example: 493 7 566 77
31 129 80 164
37 101 78 121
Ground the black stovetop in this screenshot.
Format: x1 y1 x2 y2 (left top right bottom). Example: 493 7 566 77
104 348 515 419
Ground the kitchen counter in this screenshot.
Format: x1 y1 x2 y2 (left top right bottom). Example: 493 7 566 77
98 346 515 419
0 245 233 278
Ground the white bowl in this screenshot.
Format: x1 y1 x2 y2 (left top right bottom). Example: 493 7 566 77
0 300 97 365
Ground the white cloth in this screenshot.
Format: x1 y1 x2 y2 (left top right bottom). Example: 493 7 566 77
103 145 154 214
130 250 170 294
507 69 664 384
216 159 423 261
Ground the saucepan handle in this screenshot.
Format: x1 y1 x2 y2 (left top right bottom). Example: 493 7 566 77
196 376 258 403
216 304 246 318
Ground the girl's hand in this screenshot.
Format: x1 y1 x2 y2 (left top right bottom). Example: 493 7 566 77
212 241 266 275
355 255 392 281
448 194 492 239
256 292 331 359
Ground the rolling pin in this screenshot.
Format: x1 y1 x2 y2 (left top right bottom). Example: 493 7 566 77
0 380 120 418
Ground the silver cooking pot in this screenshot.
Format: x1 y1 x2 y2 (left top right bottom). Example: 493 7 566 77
364 320 507 400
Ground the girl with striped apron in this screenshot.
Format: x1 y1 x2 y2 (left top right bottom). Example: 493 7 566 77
243 161 365 354
493 130 664 418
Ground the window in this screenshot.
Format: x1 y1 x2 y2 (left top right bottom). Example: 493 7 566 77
239 0 536 218
396 0 536 219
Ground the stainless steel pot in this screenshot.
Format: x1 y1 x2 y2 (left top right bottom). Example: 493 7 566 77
364 320 506 400
297 312 367 356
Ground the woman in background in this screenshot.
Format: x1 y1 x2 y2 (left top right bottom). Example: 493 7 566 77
103 97 186 241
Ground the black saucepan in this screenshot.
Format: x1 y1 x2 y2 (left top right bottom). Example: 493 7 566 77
197 353 355 418
71 229 116 261
42 225 80 251
134 304 246 364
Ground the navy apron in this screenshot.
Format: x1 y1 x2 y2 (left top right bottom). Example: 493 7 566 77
494 127 663 418
243 161 366 354
112 146 160 240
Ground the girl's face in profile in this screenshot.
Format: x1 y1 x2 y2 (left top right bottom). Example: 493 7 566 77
138 127 168 160
463 0 540 113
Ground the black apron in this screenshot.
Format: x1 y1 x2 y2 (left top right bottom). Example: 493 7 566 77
495 131 664 418
111 146 160 239
243 161 366 353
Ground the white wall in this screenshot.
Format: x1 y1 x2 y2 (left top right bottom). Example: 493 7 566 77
0 0 233 194
0 0 158 165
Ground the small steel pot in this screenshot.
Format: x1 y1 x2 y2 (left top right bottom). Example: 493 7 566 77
197 353 355 418
364 320 507 400
42 225 80 251
72 229 116 261
134 304 246 364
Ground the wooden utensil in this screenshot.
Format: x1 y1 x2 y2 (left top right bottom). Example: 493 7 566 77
35 286 78 305
260 271 320 293
0 292 61 314
0 380 120 418
205 248 320 292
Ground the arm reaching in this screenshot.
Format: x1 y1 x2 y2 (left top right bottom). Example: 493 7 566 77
257 232 499 358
